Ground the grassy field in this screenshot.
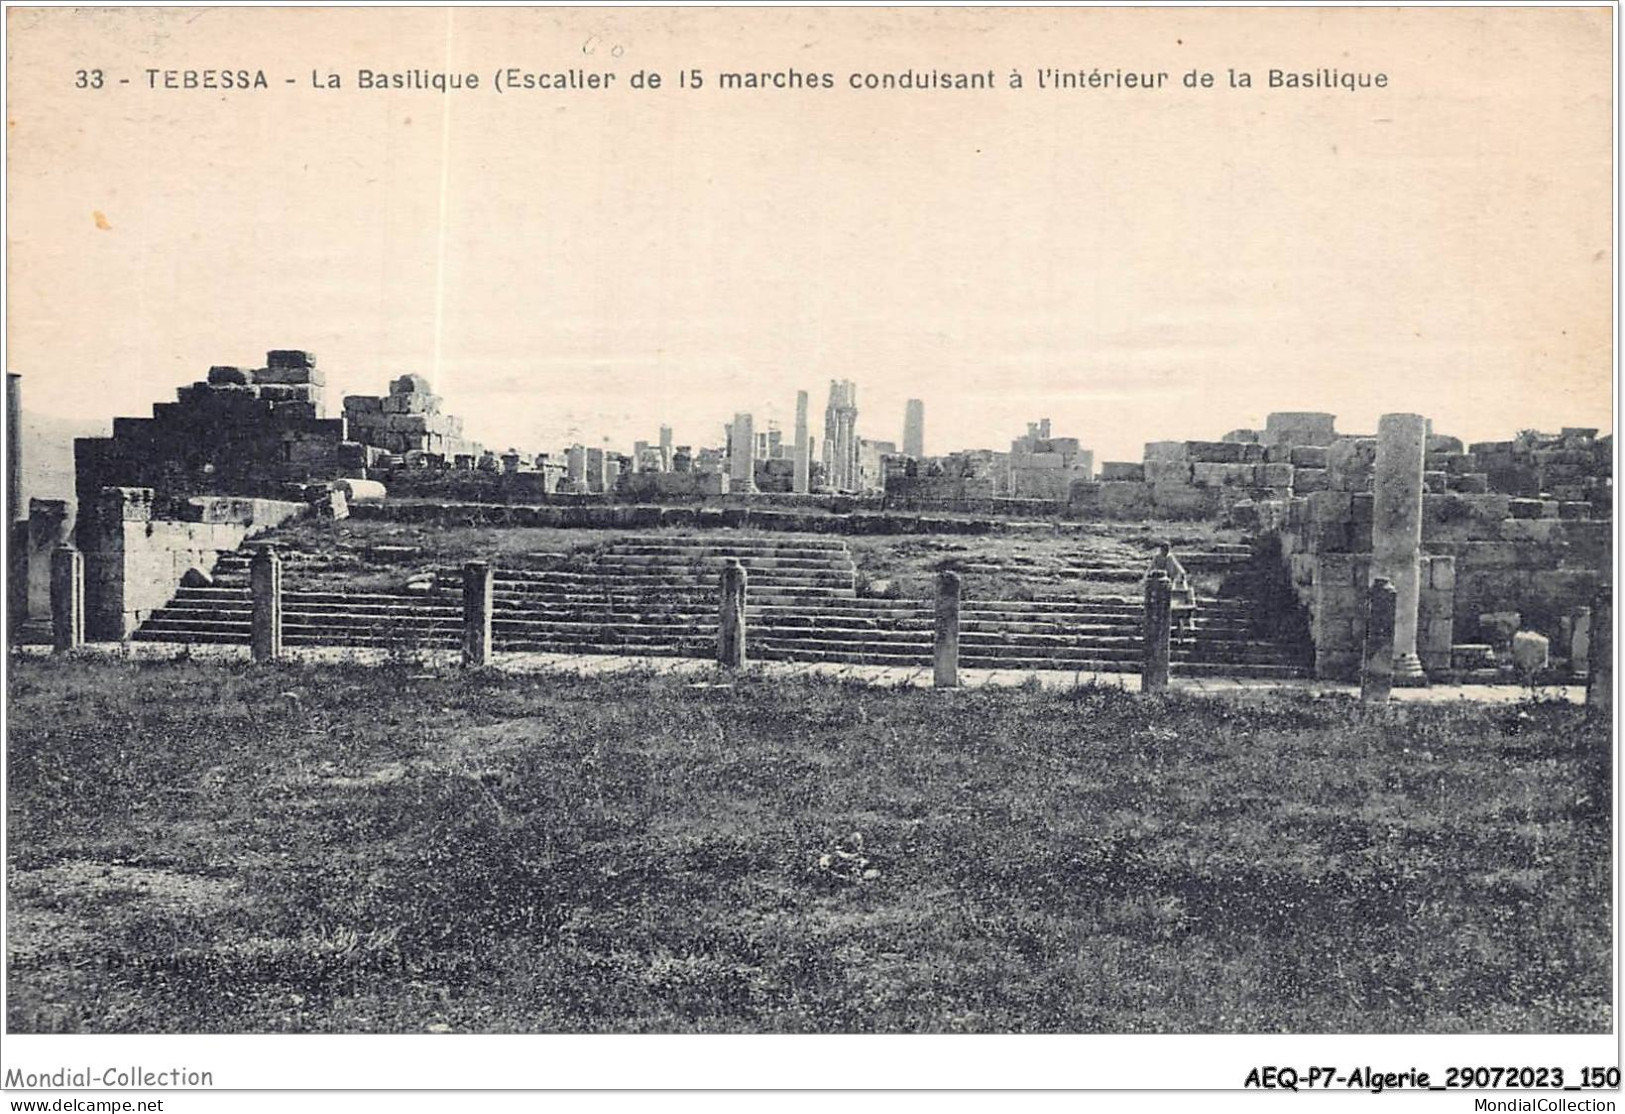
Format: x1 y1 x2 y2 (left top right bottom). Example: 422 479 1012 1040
6 656 1610 1034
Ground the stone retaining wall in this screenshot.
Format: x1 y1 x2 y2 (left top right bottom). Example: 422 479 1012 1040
81 488 306 639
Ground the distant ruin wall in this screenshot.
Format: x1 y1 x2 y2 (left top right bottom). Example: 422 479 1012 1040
347 501 1025 536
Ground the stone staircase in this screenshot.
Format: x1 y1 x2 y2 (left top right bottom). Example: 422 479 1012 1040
133 534 1310 677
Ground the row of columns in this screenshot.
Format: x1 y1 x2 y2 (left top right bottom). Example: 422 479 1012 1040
36 542 1616 713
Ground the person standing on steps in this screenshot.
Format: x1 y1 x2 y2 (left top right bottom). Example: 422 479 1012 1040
1146 541 1198 633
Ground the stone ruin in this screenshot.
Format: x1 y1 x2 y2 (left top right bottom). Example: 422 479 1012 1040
75 350 346 510
42 354 1616 688
1074 411 1611 682
885 419 1095 504
1002 419 1095 500
53 350 493 640
342 374 480 462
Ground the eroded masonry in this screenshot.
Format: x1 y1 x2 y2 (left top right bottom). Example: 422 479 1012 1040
15 352 1611 684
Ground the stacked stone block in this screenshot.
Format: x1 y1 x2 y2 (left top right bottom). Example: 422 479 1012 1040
1003 420 1094 499
1272 418 1608 680
341 374 478 460
81 486 305 640
1305 551 1457 679
75 350 352 510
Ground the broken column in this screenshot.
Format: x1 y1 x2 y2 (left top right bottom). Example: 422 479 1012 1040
49 544 84 653
26 498 71 622
1372 413 1429 684
1142 571 1172 692
718 558 747 667
934 570 960 688
1360 577 1397 702
462 560 493 667
1570 606 1592 680
1587 590 1611 714
250 545 283 662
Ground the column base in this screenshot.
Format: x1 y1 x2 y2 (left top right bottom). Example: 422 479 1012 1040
1392 653 1430 686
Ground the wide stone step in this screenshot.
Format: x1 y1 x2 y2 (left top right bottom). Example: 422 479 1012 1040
958 642 1143 663
751 625 932 646
284 632 461 648
494 640 710 657
752 643 932 666
487 578 853 599
958 655 1140 674
493 619 719 637
597 553 855 570
585 571 859 588
606 536 851 552
752 615 935 632
132 628 249 644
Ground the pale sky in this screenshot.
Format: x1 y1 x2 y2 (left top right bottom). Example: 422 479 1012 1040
6 6 1614 464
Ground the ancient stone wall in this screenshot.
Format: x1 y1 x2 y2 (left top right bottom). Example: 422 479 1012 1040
341 374 480 460
1271 425 1608 680
25 497 72 620
347 500 1012 535
81 487 305 639
75 350 352 509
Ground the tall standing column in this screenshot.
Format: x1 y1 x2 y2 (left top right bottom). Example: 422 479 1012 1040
793 390 810 494
718 558 747 667
934 570 961 688
1372 413 1429 684
7 373 23 642
729 413 756 494
250 545 283 663
462 560 493 667
1587 590 1611 714
1142 571 1172 692
6 373 20 529
50 544 84 653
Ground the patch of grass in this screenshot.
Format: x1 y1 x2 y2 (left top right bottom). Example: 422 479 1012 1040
6 657 1610 1033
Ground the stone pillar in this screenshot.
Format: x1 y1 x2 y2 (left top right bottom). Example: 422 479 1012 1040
6 373 20 528
462 560 493 667
1360 577 1397 703
729 413 756 494
250 545 283 663
1587 590 1610 714
27 499 72 621
1142 571 1171 692
50 545 83 653
1570 606 1592 680
934 570 961 688
793 391 810 494
6 373 21 642
718 558 747 667
904 398 925 458
1372 413 1429 684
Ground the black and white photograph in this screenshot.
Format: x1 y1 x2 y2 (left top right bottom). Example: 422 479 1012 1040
1 3 1617 1104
